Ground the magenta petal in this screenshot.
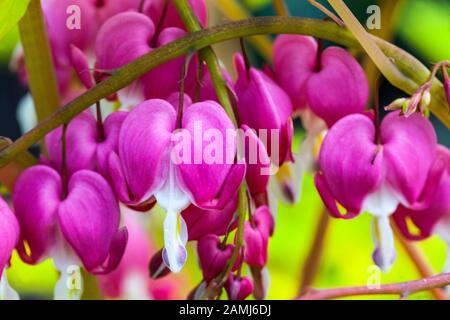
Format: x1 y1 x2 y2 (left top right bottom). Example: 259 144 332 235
13 165 62 264
69 45 94 89
241 125 270 198
307 47 369 127
58 170 123 273
273 35 318 111
314 173 357 219
393 146 450 240
0 197 19 275
45 111 98 176
92 227 129 275
225 275 254 300
195 162 246 211
381 111 437 205
143 27 197 99
182 197 238 241
118 99 175 205
197 234 234 282
234 54 293 165
96 111 128 176
177 101 238 206
318 114 383 215
96 12 154 71
243 207 271 268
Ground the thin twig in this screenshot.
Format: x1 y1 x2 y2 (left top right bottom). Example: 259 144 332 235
393 223 448 300
307 0 344 27
298 273 450 300
299 208 330 295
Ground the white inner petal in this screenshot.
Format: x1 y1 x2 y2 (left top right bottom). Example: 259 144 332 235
372 216 396 273
155 163 190 273
0 270 20 300
363 182 400 217
52 229 83 300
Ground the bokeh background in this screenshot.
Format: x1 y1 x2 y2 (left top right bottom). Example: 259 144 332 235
0 0 449 299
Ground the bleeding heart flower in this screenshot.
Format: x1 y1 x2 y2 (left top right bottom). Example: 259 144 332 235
241 125 271 205
393 145 450 240
45 110 127 179
197 234 235 282
234 53 294 167
13 165 127 299
95 12 197 104
182 197 238 241
224 275 254 300
273 35 369 127
108 99 245 272
244 206 272 268
315 111 437 271
0 197 19 300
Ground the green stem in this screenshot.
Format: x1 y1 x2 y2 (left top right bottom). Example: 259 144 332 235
18 0 60 122
1 16 449 168
173 0 236 126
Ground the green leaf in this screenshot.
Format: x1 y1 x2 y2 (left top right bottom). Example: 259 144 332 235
0 0 31 41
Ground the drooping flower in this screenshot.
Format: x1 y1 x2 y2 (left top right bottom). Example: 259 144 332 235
243 206 272 299
0 197 19 300
315 111 437 271
197 234 235 283
224 275 254 301
234 53 294 167
95 12 198 103
393 145 450 240
45 110 127 178
241 125 271 205
273 35 369 127
182 197 238 241
108 99 245 272
13 166 128 299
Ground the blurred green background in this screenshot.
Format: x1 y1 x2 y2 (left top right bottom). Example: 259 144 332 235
0 0 449 300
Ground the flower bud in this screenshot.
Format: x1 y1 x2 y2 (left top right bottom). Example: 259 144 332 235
384 98 408 111
243 206 273 268
198 234 235 282
403 92 422 117
224 275 254 300
419 90 431 112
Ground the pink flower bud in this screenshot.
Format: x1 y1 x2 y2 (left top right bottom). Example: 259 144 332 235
198 234 235 282
243 206 273 268
225 275 254 300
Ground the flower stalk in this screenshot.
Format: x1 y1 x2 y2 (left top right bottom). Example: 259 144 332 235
0 16 449 168
298 272 450 300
